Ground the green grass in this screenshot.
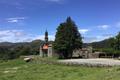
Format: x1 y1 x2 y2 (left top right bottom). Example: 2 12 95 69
0 58 120 80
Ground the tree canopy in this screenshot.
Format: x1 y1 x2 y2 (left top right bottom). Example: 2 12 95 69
114 32 120 50
53 17 82 59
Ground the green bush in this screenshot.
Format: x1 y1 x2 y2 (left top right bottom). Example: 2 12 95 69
93 48 120 55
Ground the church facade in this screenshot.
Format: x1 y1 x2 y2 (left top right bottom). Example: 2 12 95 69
39 30 53 57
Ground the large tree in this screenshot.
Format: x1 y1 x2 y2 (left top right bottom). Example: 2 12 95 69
114 32 120 50
53 17 82 58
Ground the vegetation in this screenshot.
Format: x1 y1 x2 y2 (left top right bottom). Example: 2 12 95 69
0 40 49 60
93 48 120 56
91 37 115 49
114 32 120 50
91 32 120 56
0 58 120 80
53 17 82 59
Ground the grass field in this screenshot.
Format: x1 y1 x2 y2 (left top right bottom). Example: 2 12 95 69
0 58 120 80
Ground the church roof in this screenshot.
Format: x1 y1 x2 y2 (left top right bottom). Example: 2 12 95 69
43 44 48 49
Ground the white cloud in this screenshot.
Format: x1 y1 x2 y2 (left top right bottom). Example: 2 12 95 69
92 35 111 42
0 30 32 42
79 29 89 34
46 0 61 2
8 19 18 23
116 22 120 28
0 30 55 42
6 17 26 23
83 35 113 43
0 29 113 43
98 25 110 30
45 0 64 3
35 35 55 41
0 30 24 37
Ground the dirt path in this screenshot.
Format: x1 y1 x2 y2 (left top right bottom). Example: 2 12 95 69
59 58 120 67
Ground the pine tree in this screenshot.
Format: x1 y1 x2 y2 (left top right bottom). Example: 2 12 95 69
114 32 120 50
53 17 82 58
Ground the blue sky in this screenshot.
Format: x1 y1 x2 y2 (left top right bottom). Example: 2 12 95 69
0 0 120 43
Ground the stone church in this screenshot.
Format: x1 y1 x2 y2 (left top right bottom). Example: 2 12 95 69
39 30 53 57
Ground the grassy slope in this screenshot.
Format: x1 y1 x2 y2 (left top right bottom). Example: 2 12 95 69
0 59 120 80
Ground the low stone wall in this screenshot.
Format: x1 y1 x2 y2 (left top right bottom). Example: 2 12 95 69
88 53 99 58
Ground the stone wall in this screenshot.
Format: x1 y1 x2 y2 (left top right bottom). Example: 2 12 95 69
72 46 93 58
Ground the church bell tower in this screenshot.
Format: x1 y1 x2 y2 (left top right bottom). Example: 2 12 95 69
45 30 48 44
40 30 53 57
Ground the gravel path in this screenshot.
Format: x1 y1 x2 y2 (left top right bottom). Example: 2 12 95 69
59 58 120 67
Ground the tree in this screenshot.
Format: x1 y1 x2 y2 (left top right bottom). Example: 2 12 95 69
114 32 120 50
53 17 82 59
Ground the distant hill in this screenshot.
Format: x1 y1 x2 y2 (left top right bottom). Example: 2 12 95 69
90 38 114 49
0 39 53 47
0 42 14 47
0 38 113 49
82 37 115 49
0 40 43 48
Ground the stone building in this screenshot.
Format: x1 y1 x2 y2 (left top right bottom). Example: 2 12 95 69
72 46 93 58
39 30 53 57
72 46 108 58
